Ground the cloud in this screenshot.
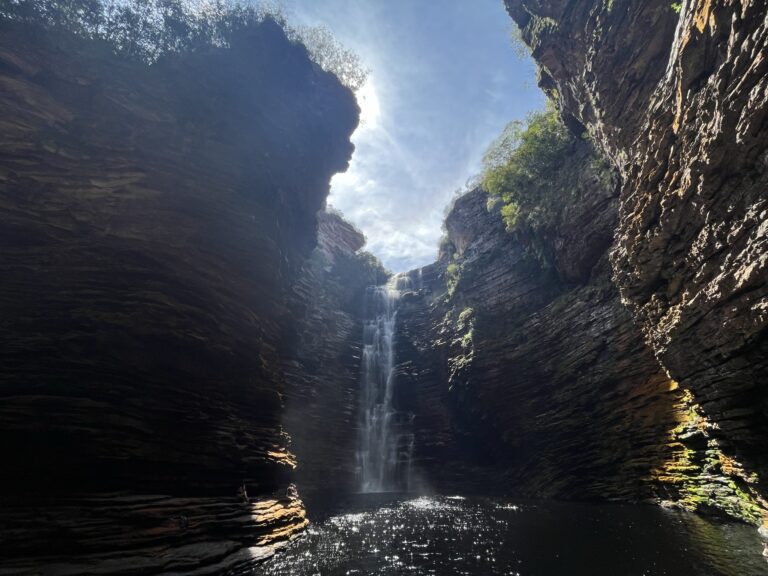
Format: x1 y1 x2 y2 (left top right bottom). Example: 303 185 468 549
292 0 544 272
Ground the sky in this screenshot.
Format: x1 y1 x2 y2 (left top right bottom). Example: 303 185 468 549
290 0 545 272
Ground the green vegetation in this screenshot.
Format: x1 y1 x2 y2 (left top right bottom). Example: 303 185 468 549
356 250 390 284
444 306 476 378
481 105 577 232
445 261 461 297
458 307 475 349
670 2 682 13
0 0 367 90
457 307 474 328
652 388 765 525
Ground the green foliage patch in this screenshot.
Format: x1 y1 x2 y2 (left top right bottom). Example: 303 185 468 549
457 307 474 328
445 261 461 297
481 105 577 232
355 250 389 284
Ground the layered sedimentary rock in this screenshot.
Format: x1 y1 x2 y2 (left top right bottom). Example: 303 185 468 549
0 18 360 573
397 136 765 521
394 262 512 494
504 0 768 513
283 211 387 500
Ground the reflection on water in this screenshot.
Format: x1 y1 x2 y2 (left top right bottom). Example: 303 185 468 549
256 495 767 576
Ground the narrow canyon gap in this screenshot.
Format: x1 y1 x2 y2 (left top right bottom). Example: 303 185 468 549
0 0 766 574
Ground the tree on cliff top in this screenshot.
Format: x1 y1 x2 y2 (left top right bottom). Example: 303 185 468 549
0 0 368 91
481 105 577 231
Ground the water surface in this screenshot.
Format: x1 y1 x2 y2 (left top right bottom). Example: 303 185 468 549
257 495 767 576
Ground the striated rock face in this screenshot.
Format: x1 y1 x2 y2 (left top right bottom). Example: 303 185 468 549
504 0 768 512
283 212 387 501
0 19 361 573
393 263 506 494
397 136 765 521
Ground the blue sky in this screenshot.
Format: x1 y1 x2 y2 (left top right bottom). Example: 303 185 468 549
291 0 544 272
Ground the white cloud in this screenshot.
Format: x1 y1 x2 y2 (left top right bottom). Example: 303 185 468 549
292 0 544 272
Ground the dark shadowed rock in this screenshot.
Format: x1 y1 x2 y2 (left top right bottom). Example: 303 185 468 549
283 211 388 502
0 18 363 573
396 143 765 522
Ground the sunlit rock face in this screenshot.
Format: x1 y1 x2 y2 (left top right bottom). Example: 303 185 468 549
0 18 359 573
397 135 765 521
504 0 768 510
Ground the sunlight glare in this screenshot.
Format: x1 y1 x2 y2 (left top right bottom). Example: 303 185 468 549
356 78 381 130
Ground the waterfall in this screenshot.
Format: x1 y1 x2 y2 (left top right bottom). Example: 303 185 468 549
357 273 414 493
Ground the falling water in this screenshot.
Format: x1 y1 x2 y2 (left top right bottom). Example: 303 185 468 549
357 273 414 493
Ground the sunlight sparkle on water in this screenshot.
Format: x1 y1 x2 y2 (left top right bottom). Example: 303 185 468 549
256 495 767 576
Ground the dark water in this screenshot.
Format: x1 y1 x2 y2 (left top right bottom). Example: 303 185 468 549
257 495 767 576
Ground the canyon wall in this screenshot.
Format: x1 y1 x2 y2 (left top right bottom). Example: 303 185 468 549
0 18 369 574
283 211 387 501
502 0 768 514
397 132 765 521
395 0 766 524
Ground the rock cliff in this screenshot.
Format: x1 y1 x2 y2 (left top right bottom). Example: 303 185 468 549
502 0 768 517
397 133 765 522
283 211 387 501
3 0 767 569
0 18 370 574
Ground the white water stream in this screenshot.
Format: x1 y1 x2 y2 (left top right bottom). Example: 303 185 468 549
357 273 414 492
